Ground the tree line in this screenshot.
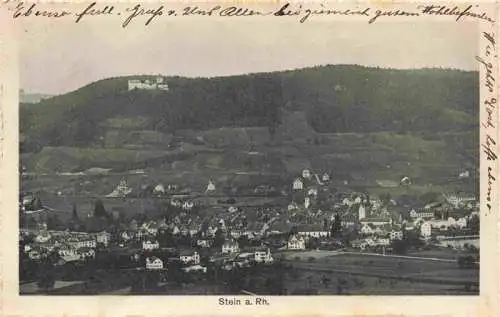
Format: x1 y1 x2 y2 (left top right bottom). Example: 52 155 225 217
20 65 478 152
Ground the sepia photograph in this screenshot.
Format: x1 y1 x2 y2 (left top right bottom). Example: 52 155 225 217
17 19 481 297
0 0 498 316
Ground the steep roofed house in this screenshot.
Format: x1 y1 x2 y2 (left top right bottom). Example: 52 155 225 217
222 238 240 254
293 177 304 190
95 231 111 247
179 250 200 265
77 247 96 260
206 180 216 193
197 239 212 248
287 235 306 250
254 247 273 263
146 256 164 270
142 240 160 250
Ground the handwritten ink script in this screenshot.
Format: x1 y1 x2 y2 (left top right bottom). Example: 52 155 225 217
2 1 496 27
477 31 497 216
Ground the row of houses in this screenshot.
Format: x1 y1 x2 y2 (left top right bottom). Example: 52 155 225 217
292 169 330 191
420 218 468 237
21 229 112 261
144 247 274 271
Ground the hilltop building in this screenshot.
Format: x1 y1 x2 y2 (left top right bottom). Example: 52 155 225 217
459 170 470 178
128 76 169 91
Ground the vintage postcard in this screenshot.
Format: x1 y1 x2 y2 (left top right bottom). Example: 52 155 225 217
0 0 498 316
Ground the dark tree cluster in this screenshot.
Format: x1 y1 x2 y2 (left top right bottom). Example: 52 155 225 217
20 65 478 152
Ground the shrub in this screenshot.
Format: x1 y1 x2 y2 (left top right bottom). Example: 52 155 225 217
457 255 476 269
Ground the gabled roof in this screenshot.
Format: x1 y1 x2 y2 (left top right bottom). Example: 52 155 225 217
288 235 304 241
293 176 304 183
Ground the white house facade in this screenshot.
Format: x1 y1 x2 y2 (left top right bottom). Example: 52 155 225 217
146 257 164 270
293 178 304 190
389 231 403 240
180 251 200 265
420 222 432 238
222 239 240 254
128 77 169 91
287 235 306 250
142 240 160 250
254 248 273 263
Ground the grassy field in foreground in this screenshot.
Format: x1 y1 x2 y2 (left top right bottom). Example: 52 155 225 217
283 252 478 285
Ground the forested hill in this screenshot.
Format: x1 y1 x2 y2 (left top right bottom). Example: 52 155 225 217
20 65 478 151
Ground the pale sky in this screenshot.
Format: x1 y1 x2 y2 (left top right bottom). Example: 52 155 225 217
19 17 478 95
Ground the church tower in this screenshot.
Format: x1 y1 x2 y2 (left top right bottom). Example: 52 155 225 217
358 204 366 220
